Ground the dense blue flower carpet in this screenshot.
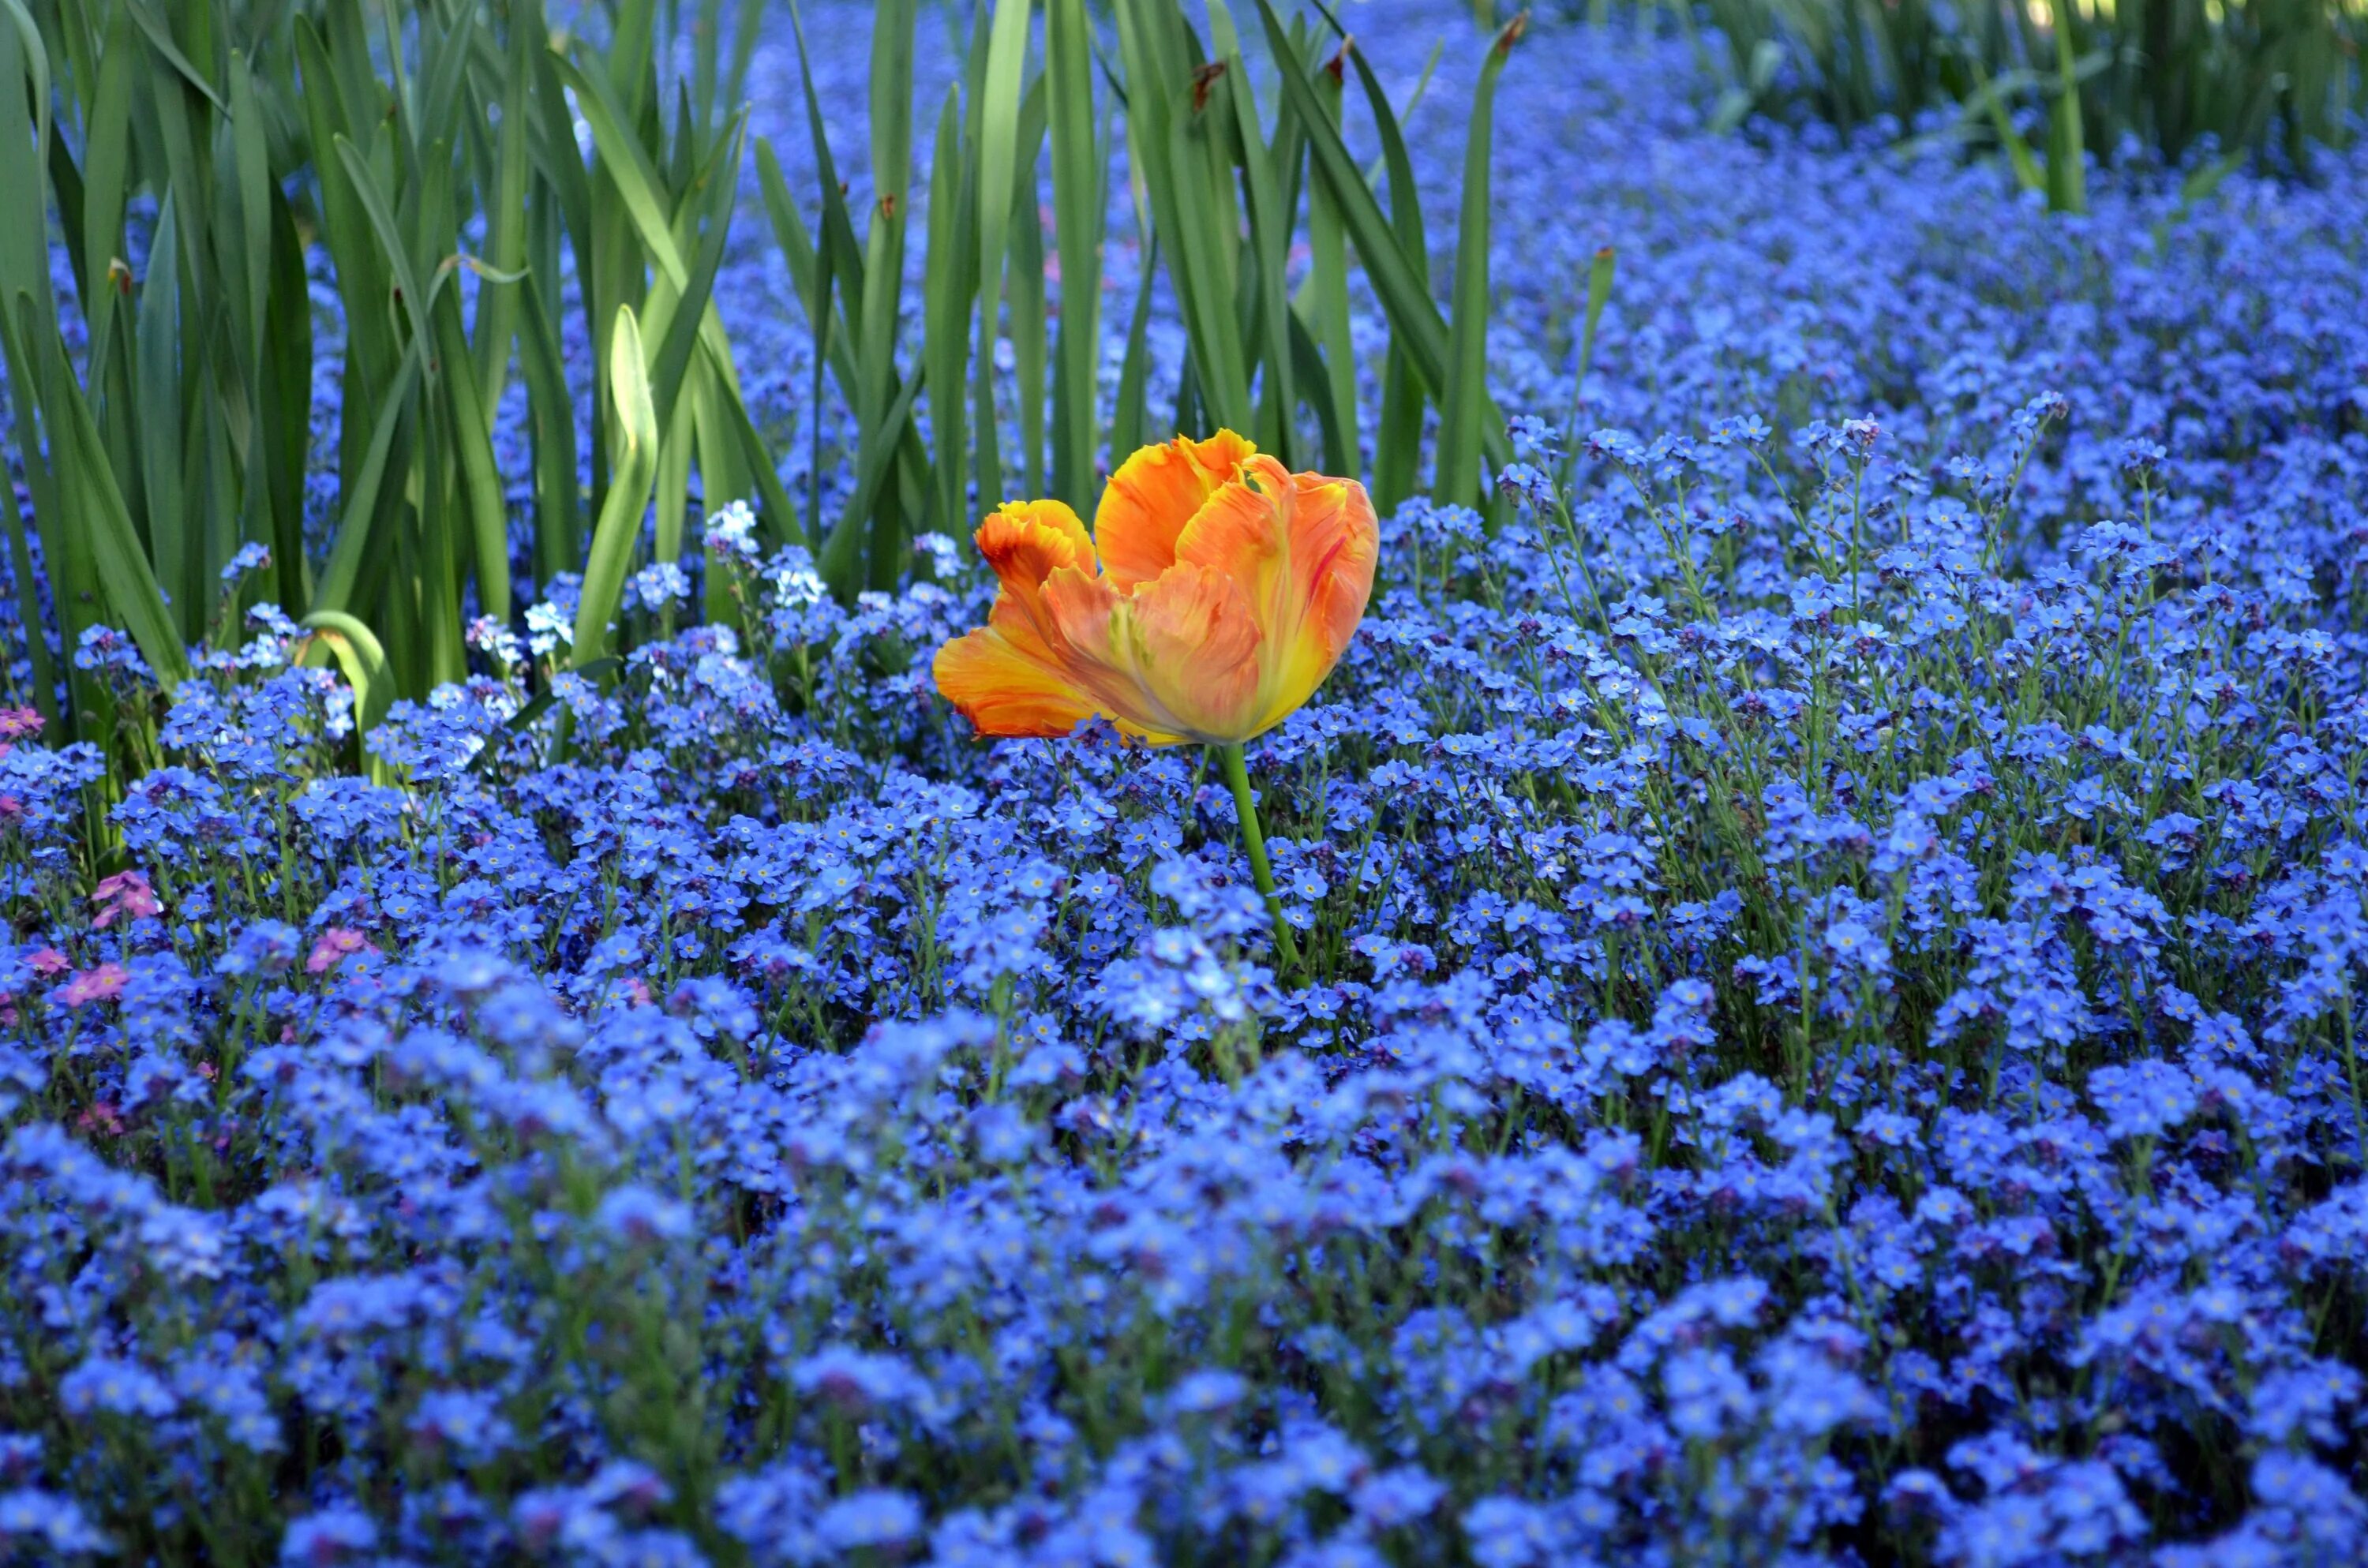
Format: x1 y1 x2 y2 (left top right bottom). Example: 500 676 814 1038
4 2 2368 1562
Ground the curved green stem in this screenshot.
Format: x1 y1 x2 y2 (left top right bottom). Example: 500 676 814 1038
1216 742 1300 973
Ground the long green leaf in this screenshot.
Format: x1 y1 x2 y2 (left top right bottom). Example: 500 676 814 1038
1258 1 1512 476
474 0 534 410
1299 42 1358 475
549 50 691 290
923 84 976 538
21 298 189 688
1111 238 1159 459
123 0 225 111
332 133 434 359
260 185 313 616
313 344 425 614
1209 0 1295 461
1008 77 1051 497
228 51 270 370
434 296 514 623
517 270 581 585
2045 13 2087 215
76 8 133 355
298 609 396 777
972 0 1031 497
575 305 661 667
1436 13 1524 508
1046 0 1103 511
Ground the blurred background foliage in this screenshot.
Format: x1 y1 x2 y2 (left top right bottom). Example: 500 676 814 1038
1553 0 2367 191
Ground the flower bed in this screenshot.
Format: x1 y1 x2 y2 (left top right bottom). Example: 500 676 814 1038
2 4 2368 1563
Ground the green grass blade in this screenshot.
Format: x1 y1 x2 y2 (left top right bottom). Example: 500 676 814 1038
1113 0 1246 436
851 0 918 593
755 133 846 548
1289 303 1348 474
703 341 804 552
654 361 695 566
860 0 917 435
0 3 56 327
755 135 861 404
0 439 54 729
1258 1 1441 395
1964 58 2045 194
0 0 47 168
821 364 927 593
229 50 270 369
123 0 225 111
777 0 870 331
1556 244 1616 484
135 193 189 637
647 110 749 431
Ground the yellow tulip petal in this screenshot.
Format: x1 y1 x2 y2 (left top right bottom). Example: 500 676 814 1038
1093 429 1257 592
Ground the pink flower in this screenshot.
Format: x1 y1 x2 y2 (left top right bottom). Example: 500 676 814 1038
0 707 39 760
25 949 69 978
57 963 129 1009
92 870 162 929
306 928 376 975
75 1101 125 1138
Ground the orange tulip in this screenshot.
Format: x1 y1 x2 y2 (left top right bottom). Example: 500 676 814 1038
932 431 1380 747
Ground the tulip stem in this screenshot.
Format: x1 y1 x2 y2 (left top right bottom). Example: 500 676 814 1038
1216 743 1300 972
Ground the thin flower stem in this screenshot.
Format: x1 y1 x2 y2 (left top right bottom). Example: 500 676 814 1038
1217 742 1300 973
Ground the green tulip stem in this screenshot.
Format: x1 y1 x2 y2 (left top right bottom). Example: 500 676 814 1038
1217 742 1301 972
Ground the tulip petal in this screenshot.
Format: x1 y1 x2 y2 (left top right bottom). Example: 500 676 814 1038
1125 563 1267 741
976 500 1096 648
1043 562 1265 744
931 623 1102 739
1172 454 1295 631
1093 430 1257 592
1172 458 1379 735
1259 470 1380 729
